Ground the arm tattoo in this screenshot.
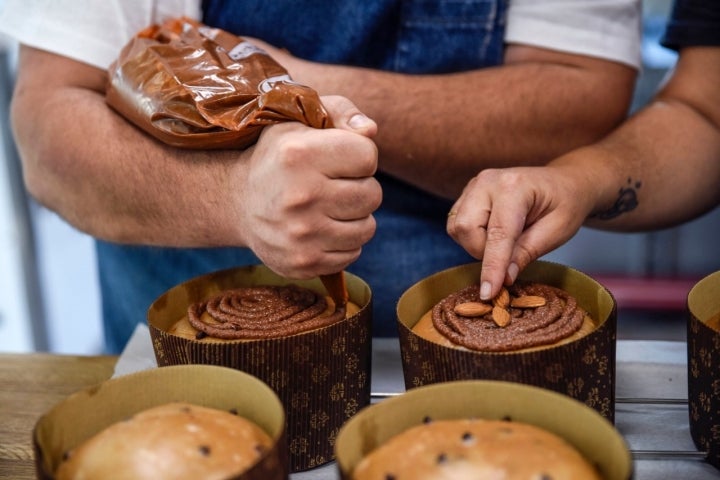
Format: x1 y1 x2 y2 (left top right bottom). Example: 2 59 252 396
590 177 641 220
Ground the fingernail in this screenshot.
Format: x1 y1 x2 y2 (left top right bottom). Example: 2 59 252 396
480 281 492 300
507 263 519 283
348 113 370 130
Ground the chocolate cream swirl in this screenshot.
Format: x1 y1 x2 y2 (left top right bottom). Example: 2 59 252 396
432 282 586 352
188 284 345 340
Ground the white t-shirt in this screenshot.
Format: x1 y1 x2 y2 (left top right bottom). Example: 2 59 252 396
0 0 201 68
506 0 642 69
0 0 641 69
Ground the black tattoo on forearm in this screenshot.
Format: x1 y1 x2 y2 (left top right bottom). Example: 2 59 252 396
591 177 641 220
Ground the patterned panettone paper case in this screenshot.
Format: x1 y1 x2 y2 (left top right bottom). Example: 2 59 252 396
687 270 720 470
335 380 632 480
397 260 618 422
33 365 288 480
147 265 372 473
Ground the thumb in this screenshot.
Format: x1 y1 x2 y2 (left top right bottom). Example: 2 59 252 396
321 95 377 138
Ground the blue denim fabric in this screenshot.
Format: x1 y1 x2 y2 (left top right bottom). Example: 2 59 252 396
98 0 508 353
202 0 507 71
661 0 720 49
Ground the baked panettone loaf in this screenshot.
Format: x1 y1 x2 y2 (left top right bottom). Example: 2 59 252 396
55 402 273 480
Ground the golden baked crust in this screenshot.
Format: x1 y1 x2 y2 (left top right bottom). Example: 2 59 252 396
55 402 272 480
352 419 601 480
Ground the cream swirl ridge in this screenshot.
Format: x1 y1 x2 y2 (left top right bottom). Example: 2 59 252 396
188 284 345 339
432 282 586 352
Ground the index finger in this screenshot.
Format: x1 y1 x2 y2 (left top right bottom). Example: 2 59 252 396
479 202 527 300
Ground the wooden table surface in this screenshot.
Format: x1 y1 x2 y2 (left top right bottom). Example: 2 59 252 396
0 353 117 480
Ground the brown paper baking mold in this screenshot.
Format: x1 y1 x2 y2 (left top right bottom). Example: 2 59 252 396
148 265 373 472
687 270 720 470
335 380 632 480
397 260 617 421
33 364 288 480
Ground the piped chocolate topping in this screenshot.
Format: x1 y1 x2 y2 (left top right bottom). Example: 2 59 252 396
188 284 345 340
432 282 586 352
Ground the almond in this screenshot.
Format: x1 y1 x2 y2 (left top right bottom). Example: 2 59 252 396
510 295 547 308
454 302 492 317
492 287 510 309
492 306 511 327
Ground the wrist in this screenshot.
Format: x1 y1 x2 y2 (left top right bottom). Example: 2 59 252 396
547 146 624 219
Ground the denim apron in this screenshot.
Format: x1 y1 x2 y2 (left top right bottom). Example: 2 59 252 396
97 0 508 353
661 0 720 49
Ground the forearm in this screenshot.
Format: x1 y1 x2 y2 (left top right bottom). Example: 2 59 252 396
579 48 720 231
578 100 720 231
288 47 636 199
12 84 246 247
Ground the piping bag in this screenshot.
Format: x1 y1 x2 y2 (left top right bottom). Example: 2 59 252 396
106 17 348 308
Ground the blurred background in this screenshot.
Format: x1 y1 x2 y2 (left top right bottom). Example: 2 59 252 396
0 0 717 355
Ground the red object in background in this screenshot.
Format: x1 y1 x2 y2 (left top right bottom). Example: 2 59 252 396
592 275 700 311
